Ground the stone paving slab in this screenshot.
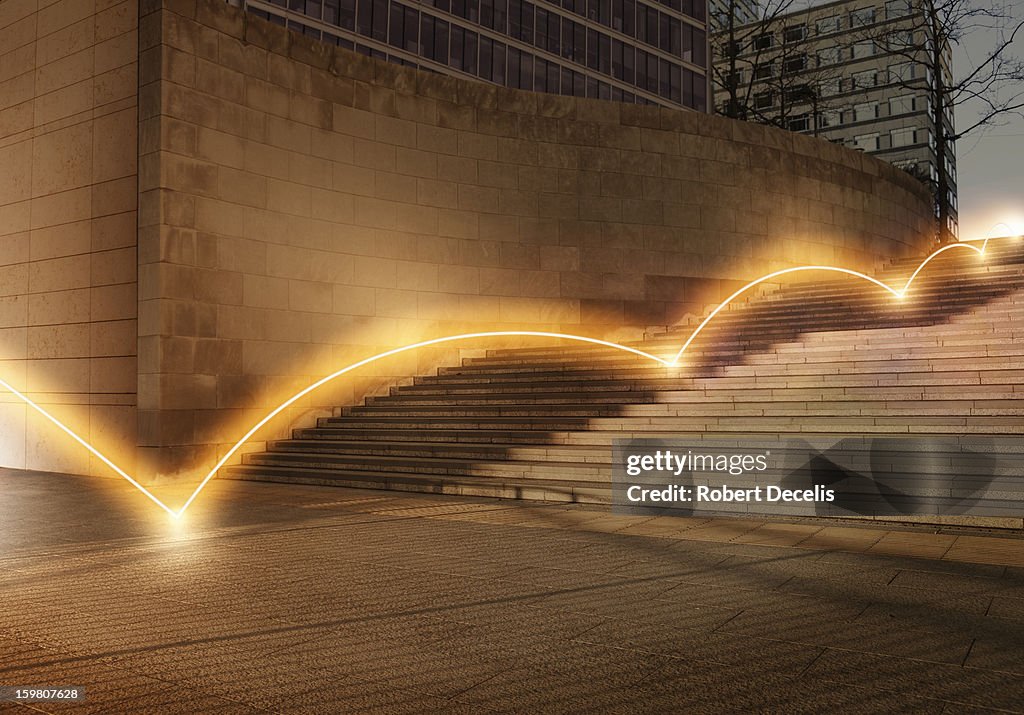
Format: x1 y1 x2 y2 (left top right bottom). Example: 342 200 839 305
0 468 1023 713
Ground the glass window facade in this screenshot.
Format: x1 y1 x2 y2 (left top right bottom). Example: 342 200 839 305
243 0 709 111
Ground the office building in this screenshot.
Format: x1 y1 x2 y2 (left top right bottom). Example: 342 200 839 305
709 0 759 29
711 0 958 234
238 0 713 111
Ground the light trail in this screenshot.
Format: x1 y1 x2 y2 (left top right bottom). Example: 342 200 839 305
0 376 179 518
173 332 671 518
0 233 1017 519
667 265 902 366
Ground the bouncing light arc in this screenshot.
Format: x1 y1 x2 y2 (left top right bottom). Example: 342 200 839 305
0 234 1009 519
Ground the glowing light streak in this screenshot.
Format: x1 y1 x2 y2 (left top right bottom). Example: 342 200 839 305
0 376 178 518
667 266 902 366
0 234 1017 519
174 332 671 518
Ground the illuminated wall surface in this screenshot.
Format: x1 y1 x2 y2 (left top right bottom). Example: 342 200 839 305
0 0 139 476
0 0 934 479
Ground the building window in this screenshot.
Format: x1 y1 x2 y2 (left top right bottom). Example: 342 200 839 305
519 50 534 89
335 0 355 30
886 29 915 51
819 109 841 127
753 33 774 50
816 15 840 34
890 127 916 147
886 0 912 18
493 39 505 83
788 114 810 131
420 14 435 59
481 37 504 81
783 25 807 43
545 9 562 54
852 41 876 59
852 69 877 88
817 46 842 66
611 0 624 31
586 27 599 70
783 54 807 74
853 133 879 151
889 94 915 114
753 63 774 80
669 63 681 103
433 17 450 64
784 84 814 104
888 62 914 83
722 39 744 58
753 90 772 109
371 0 387 41
388 4 415 51
850 7 876 27
854 102 878 122
645 5 659 44
819 78 841 96
450 24 464 69
507 46 521 88
535 8 551 51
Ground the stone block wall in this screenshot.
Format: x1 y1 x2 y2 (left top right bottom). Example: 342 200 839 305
0 0 138 476
135 0 935 477
0 0 936 482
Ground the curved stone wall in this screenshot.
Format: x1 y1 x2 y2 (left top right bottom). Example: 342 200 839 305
136 0 935 475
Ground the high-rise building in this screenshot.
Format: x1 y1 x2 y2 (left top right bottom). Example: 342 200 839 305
240 0 712 111
710 0 957 234
708 0 759 29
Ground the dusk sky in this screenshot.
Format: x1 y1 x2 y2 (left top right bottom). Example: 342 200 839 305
955 18 1024 240
793 0 1024 240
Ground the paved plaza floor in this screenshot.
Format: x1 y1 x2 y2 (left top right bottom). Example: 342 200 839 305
2 468 1024 713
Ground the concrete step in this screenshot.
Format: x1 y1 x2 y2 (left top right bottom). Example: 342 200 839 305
426 358 1024 384
382 392 1024 408
444 350 1024 375
267 439 606 462
242 450 607 481
343 401 1024 418
294 427 586 444
479 330 1024 365
317 414 1024 434
399 378 1023 398
252 443 1019 485
470 346 1024 376
221 464 611 503
293 425 1022 448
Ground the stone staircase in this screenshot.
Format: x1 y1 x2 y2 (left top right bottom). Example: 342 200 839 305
222 239 1024 511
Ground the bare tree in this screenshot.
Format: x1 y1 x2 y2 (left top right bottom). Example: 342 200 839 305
711 1 847 133
710 0 797 121
858 0 1024 243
